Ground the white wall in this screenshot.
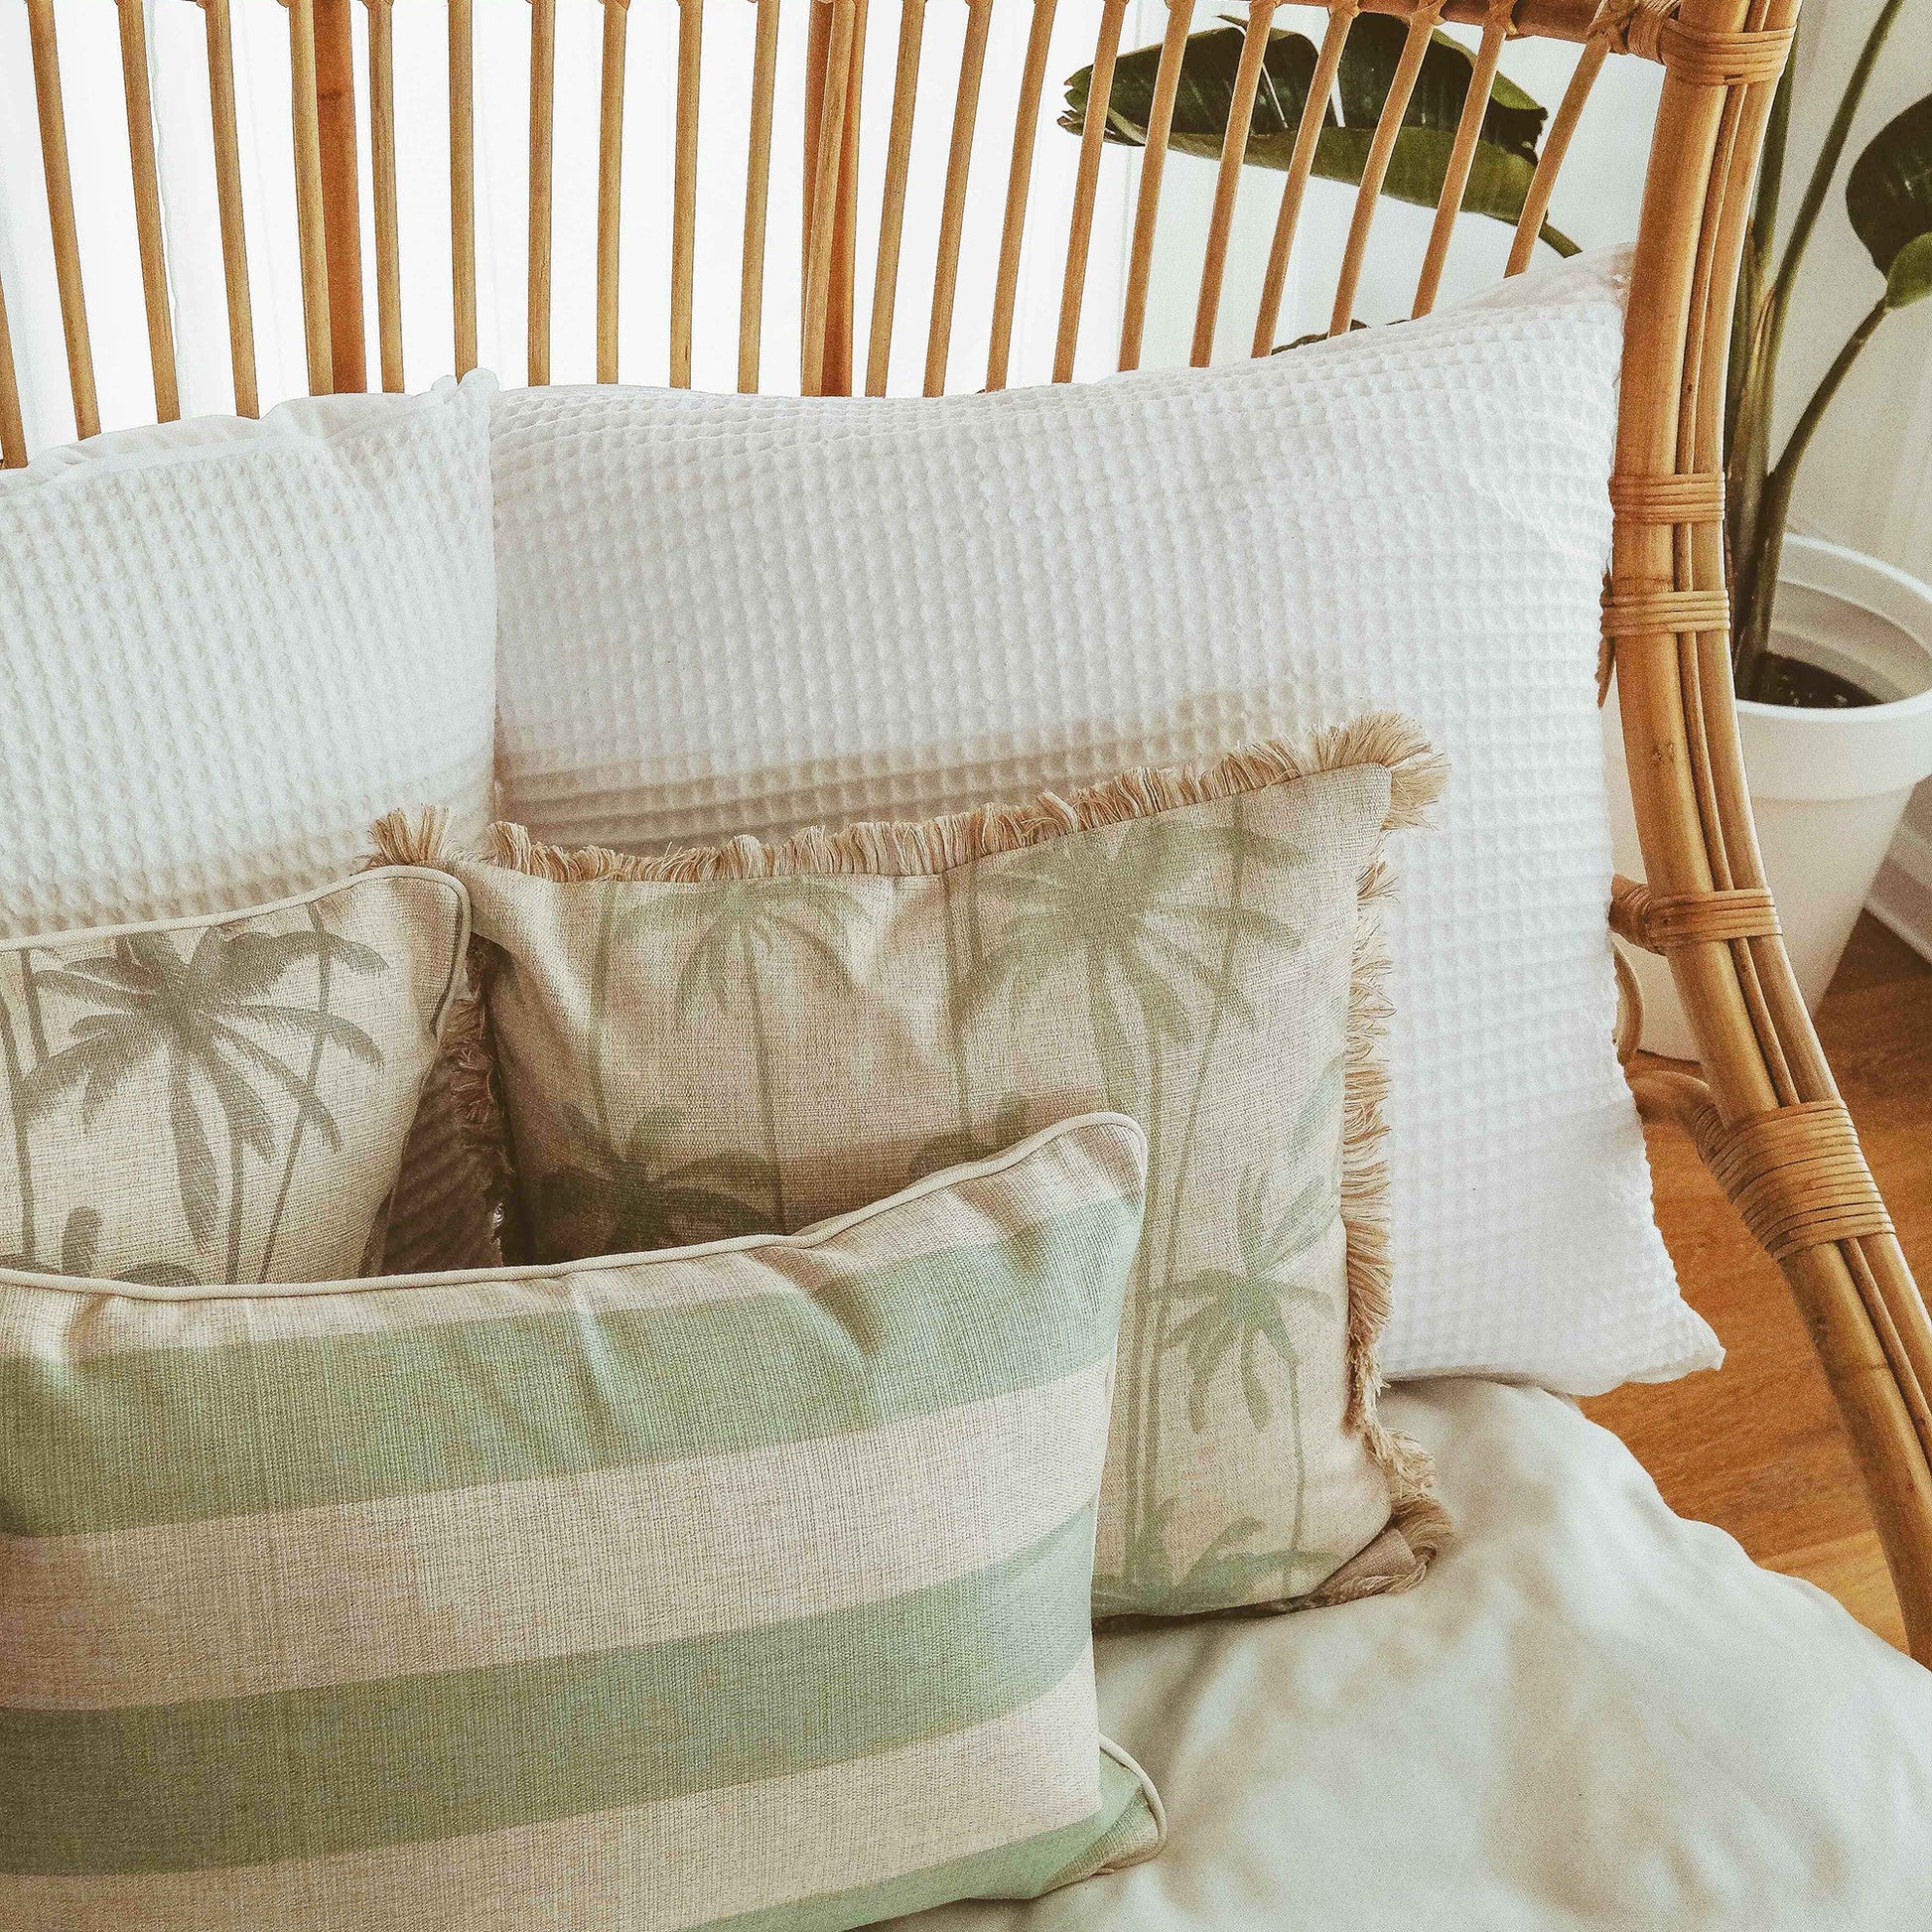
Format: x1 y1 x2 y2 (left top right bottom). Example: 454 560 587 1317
1772 1 1932 950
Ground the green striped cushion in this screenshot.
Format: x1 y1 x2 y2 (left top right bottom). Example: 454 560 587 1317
0 1113 1161 1931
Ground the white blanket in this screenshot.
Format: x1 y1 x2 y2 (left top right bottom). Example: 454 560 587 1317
914 1379 1932 1931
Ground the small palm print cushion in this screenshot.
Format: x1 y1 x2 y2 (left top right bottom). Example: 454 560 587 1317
0 869 468 1287
434 715 1449 1620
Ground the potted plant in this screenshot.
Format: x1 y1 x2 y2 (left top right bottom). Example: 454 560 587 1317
1065 11 1932 1052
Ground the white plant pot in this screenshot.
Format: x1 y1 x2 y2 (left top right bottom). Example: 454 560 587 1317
1604 535 1932 1061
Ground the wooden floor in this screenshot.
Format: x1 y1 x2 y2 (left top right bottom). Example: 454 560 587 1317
1583 914 1932 1652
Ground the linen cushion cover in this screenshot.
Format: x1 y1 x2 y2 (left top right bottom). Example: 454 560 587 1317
485 247 1716 1395
441 721 1448 1619
0 1113 1161 1931
0 372 501 1276
0 867 468 1287
910 1377 1932 1932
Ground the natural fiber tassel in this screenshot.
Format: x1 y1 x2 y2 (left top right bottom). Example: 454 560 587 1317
366 805 452 870
474 712 1448 885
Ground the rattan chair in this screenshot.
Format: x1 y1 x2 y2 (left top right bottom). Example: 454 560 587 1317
3 0 1927 1669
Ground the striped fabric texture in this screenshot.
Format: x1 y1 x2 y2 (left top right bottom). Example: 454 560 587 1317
0 1113 1162 1931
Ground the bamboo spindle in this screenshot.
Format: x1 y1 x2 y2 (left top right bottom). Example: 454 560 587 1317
314 0 364 388
864 0 928 395
114 0 180 420
597 0 629 383
1053 0 1127 383
740 0 783 391
1118 0 1193 372
1328 1 1443 335
450 0 478 376
289 0 335 393
803 0 829 297
25 0 97 439
821 0 868 395
528 0 557 385
802 0 858 393
1412 0 1512 316
200 0 258 415
0 276 26 467
985 0 1059 391
671 0 705 387
1506 30 1608 274
1189 0 1279 368
923 0 993 396
358 0 402 391
1251 1 1355 357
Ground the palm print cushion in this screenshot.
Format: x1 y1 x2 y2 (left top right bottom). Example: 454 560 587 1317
444 717 1449 1619
0 869 468 1287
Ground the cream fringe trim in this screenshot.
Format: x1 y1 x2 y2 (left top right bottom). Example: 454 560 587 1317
475 712 1447 883
371 709 1452 1589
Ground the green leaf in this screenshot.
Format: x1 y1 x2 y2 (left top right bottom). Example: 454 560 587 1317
1334 18 1541 160
1061 17 1572 252
1884 230 1932 310
1846 93 1932 309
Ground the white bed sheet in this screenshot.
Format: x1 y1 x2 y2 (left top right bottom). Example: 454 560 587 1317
912 1379 1932 1932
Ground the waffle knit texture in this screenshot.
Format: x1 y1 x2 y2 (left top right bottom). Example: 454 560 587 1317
0 374 503 1279
485 248 1717 1395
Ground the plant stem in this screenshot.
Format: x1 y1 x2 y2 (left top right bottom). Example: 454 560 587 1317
1726 60 1792 528
1770 0 1903 305
1285 1350 1308 1591
1734 0 1900 684
1734 294 1890 699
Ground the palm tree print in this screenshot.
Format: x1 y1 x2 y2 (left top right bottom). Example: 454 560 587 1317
965 818 1295 1105
968 811 1312 1605
1162 1166 1336 1433
0 1205 199 1288
0 982 38 1268
906 1092 1035 1182
617 879 861 1228
1139 800 1309 1551
536 1103 777 1260
18 923 386 1283
1093 1512 1337 1621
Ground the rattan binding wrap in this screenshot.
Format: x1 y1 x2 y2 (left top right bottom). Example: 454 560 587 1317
1609 470 1726 523
1635 1075 1897 1266
1610 874 1781 950
8 0 1930 1665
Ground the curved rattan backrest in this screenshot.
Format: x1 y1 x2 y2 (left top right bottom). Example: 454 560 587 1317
6 0 1932 1673
4 0 1711 444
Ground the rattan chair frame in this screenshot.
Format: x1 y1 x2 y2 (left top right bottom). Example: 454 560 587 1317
4 0 1928 1662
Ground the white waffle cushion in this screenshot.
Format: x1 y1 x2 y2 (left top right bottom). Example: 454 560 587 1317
487 250 1719 1394
0 372 497 937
